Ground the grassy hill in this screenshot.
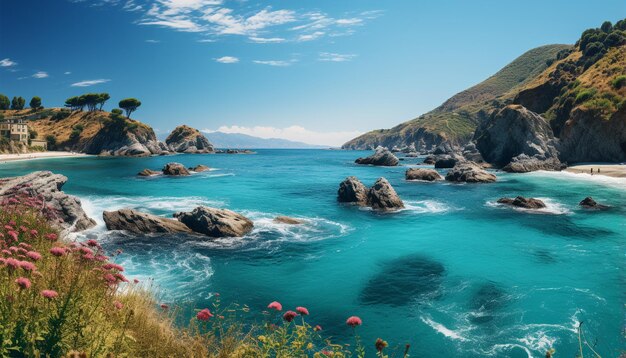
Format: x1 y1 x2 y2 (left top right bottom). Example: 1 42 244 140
342 44 572 149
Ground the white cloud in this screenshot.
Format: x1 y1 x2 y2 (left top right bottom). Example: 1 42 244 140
252 60 294 67
0 58 17 67
319 52 357 62
202 8 295 35
32 71 49 78
248 36 285 43
297 31 324 42
71 79 111 87
64 71 72 75
202 125 362 147
145 39 160 43
215 56 239 63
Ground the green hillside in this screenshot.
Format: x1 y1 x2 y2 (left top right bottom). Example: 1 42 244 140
342 44 572 149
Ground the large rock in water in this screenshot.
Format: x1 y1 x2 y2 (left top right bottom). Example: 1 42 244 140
174 206 253 237
579 197 609 210
367 178 404 210
445 162 496 183
337 176 368 205
434 155 461 168
355 147 399 166
162 162 190 176
0 171 96 233
502 155 564 173
497 196 546 209
474 105 561 169
166 125 214 154
103 209 192 234
405 168 443 181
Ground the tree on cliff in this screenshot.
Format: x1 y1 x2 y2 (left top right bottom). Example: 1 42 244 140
97 93 110 111
29 96 42 110
0 94 9 110
118 98 141 119
11 96 25 110
64 96 84 111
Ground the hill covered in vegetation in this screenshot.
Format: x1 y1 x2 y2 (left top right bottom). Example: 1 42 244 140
342 44 571 149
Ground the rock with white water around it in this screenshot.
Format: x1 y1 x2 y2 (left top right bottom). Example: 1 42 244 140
337 176 368 205
138 169 160 176
162 162 190 176
273 216 306 225
445 162 496 183
103 209 192 234
367 178 405 211
189 165 210 172
497 196 546 209
355 147 399 166
174 206 254 238
579 197 609 210
0 171 96 233
405 168 443 181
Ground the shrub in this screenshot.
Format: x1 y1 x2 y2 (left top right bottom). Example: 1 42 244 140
45 135 57 150
69 129 82 140
611 75 626 89
0 94 9 110
604 31 625 47
582 42 605 57
574 88 597 104
51 110 71 121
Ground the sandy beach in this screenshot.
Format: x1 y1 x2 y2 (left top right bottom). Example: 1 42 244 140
564 164 626 178
0 151 90 163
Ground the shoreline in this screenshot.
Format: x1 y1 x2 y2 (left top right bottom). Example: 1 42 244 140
0 151 91 163
563 163 626 178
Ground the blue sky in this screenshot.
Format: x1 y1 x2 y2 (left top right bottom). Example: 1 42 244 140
1 0 624 145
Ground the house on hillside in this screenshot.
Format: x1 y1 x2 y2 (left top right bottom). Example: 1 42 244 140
0 118 29 143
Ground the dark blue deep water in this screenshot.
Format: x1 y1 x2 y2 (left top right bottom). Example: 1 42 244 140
1 150 624 357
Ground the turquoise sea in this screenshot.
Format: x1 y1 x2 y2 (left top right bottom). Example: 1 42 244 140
1 150 624 357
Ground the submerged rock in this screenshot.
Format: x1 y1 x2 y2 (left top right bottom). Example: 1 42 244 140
165 125 214 153
579 197 609 210
189 164 210 172
174 206 253 238
445 162 496 183
355 147 399 166
0 171 96 233
497 196 546 209
361 255 445 306
337 176 368 205
162 162 190 176
138 169 160 176
103 209 192 234
405 168 443 181
468 282 509 324
367 178 404 211
273 216 305 225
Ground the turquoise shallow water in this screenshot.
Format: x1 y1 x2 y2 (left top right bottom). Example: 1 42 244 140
1 150 624 357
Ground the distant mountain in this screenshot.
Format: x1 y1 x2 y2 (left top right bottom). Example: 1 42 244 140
201 131 329 149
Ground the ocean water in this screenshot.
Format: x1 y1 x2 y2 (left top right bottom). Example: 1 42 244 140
1 150 624 357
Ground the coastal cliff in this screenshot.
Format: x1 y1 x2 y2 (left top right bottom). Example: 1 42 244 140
165 125 214 153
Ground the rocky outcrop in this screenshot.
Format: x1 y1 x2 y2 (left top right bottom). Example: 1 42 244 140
559 107 626 163
162 163 190 176
405 168 443 181
367 178 404 210
0 171 96 233
174 206 253 238
502 155 565 173
434 155 461 168
273 216 305 225
138 169 160 176
355 148 399 166
189 165 210 172
103 209 192 234
423 155 436 165
497 196 546 209
86 118 167 157
445 162 496 183
216 149 255 154
579 197 609 210
337 176 368 205
474 105 561 169
166 125 214 154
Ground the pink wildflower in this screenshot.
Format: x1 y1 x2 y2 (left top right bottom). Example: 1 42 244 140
86 239 100 248
160 303 169 310
19 226 28 233
103 273 117 284
5 258 19 270
196 308 213 321
41 290 58 299
314 325 322 331
8 221 16 227
346 316 362 327
79 247 93 255
49 247 66 257
283 310 297 322
113 301 123 310
30 229 38 236
133 279 140 284
296 306 309 315
26 251 42 261
115 273 129 283
267 301 282 311
4 225 14 231
2 249 12 256
15 277 31 290
18 261 36 271
7 231 18 242
18 243 32 249
102 263 125 272
44 233 58 241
